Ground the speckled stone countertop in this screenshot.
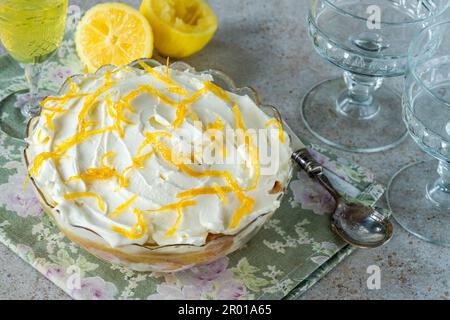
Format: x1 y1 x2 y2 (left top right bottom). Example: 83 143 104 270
1 0 449 300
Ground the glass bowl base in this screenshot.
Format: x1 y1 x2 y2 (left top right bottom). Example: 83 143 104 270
387 160 450 247
301 78 408 153
426 180 450 209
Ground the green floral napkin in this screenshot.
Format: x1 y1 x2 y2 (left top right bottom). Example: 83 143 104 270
0 5 385 300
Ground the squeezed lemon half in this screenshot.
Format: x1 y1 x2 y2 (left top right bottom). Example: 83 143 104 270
140 0 218 58
75 2 154 72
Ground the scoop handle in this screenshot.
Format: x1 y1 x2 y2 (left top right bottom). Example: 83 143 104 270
291 148 340 200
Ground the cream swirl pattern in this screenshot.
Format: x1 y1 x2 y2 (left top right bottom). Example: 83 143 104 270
26 63 292 248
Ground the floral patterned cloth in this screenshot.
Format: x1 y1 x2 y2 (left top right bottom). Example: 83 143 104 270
0 6 386 300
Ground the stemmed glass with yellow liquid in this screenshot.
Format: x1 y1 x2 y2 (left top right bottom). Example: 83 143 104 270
0 0 68 139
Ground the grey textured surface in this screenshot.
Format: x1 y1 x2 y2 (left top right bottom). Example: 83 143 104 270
0 0 449 300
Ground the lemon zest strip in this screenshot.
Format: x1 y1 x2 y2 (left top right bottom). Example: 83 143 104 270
143 199 197 213
111 208 148 240
138 60 180 89
206 117 227 157
143 199 197 236
176 186 233 199
166 56 170 79
64 192 106 212
143 132 255 229
172 86 209 127
109 195 138 218
100 151 115 167
212 183 228 204
265 119 285 143
166 208 183 236
203 82 232 103
40 80 85 130
122 150 156 178
139 84 179 107
106 94 135 138
78 71 115 133
232 103 260 191
36 129 50 144
29 126 115 177
167 86 188 96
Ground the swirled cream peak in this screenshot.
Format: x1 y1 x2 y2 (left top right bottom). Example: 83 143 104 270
26 63 292 247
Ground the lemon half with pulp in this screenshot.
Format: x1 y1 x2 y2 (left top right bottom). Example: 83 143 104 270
75 2 153 72
140 0 218 58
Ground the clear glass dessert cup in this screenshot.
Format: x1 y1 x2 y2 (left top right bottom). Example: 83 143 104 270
24 58 294 272
304 0 449 153
387 21 450 246
0 0 68 140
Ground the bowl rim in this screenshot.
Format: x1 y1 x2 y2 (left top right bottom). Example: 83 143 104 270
315 0 450 26
407 20 450 110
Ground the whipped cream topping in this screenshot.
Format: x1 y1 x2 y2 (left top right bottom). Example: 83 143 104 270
26 64 292 247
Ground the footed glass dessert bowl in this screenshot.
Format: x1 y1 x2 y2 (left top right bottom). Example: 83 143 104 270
24 59 293 272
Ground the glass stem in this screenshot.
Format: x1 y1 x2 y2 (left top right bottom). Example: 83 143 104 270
22 63 42 117
336 71 383 120
426 160 450 208
435 161 450 193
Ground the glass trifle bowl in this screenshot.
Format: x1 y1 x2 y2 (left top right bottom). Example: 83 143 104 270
24 59 294 272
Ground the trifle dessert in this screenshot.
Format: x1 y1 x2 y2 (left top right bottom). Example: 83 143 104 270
25 61 292 272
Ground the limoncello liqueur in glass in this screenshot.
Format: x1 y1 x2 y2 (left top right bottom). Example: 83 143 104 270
0 0 68 63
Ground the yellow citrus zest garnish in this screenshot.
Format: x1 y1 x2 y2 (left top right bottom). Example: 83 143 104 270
140 0 218 58
122 132 171 178
106 93 135 139
75 3 153 72
65 156 128 189
232 103 260 191
78 72 115 133
139 84 179 107
166 208 183 236
139 132 172 156
265 119 285 144
66 167 123 184
172 84 210 127
41 80 85 131
171 80 232 128
138 60 181 90
230 197 256 229
207 117 225 131
29 126 115 177
188 109 200 122
144 199 197 236
212 183 228 204
166 56 170 78
41 79 86 107
167 86 188 96
64 192 106 212
203 81 232 103
100 151 115 166
176 186 233 199
37 129 50 145
142 132 255 229
109 195 139 218
144 199 197 213
30 63 273 239
206 117 227 157
122 150 156 178
111 208 148 240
